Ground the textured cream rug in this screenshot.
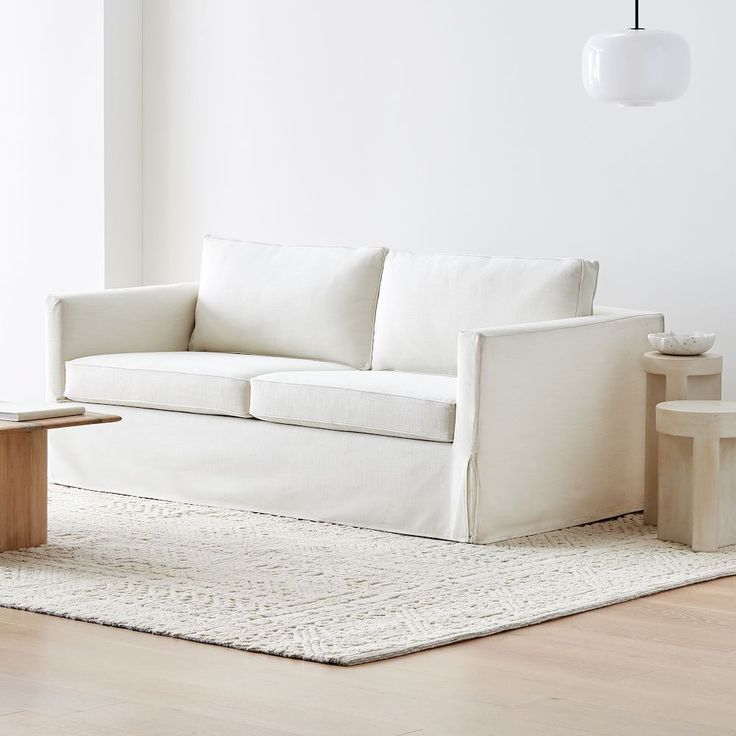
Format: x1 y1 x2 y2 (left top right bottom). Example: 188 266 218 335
1 485 735 665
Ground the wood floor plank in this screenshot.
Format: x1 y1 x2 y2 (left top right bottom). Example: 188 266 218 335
0 712 115 736
0 577 734 735
510 697 736 736
543 593 736 652
56 702 305 736
0 673 122 717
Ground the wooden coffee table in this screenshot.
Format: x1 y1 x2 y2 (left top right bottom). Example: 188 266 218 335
0 412 121 552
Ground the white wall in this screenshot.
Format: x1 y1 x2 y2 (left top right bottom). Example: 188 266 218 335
0 0 142 398
0 0 105 399
142 0 736 393
4 1 735 396
104 0 143 288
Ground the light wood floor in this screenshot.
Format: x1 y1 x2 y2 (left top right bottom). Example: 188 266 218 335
0 577 735 736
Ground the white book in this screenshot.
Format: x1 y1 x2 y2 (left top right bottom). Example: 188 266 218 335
0 402 86 422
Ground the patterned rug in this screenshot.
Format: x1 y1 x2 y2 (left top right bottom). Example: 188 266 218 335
1 485 735 665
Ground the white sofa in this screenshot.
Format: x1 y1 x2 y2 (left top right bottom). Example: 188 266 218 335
46 237 663 543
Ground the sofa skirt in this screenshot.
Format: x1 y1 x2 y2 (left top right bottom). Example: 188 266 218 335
49 404 460 541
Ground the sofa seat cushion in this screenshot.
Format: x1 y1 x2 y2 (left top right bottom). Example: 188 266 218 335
249 370 456 442
64 352 351 418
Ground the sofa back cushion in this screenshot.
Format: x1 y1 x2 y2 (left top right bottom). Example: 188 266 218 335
189 237 386 368
371 251 599 375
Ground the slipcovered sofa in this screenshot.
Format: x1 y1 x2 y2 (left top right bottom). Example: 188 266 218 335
46 237 663 543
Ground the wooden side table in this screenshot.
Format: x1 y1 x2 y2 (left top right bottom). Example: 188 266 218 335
0 412 120 551
656 400 736 552
643 351 722 524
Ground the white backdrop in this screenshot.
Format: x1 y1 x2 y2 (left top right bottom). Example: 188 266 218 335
0 0 141 398
142 0 736 393
0 1 105 399
3 1 735 397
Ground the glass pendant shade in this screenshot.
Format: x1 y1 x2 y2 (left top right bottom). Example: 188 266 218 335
582 29 690 106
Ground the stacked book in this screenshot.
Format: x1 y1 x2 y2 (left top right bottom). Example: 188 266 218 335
0 402 86 422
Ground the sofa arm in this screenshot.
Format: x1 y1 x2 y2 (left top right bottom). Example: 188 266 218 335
450 307 664 543
46 282 199 400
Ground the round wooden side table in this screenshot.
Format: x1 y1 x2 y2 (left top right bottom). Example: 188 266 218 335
643 351 722 525
656 400 736 552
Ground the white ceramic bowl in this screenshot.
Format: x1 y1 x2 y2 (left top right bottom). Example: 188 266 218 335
648 331 716 356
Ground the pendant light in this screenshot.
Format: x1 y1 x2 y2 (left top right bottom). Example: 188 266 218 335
582 0 690 106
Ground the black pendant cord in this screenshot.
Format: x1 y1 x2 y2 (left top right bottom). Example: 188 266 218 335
632 0 642 30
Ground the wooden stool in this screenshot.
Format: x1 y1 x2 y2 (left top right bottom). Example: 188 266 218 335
656 400 736 552
643 352 722 525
